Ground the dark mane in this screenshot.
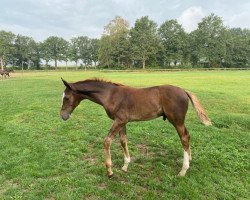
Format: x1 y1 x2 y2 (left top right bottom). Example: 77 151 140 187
76 78 124 86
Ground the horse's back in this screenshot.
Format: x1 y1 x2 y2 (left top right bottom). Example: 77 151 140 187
116 84 188 110
108 86 162 121
109 85 189 122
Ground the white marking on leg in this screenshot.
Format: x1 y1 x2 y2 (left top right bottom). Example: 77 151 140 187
122 156 130 172
178 150 190 176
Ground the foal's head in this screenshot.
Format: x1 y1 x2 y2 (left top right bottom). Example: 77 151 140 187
60 78 83 121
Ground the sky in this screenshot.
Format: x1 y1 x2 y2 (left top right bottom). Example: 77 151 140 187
1 0 250 41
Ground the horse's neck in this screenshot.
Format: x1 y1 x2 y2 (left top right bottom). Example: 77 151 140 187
81 81 114 106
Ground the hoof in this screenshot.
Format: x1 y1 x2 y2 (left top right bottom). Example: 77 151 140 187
121 166 128 172
108 173 114 179
178 171 186 177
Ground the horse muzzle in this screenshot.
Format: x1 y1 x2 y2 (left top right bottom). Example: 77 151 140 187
60 111 70 121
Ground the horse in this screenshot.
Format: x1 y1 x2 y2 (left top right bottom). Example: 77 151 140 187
0 69 12 78
60 78 211 178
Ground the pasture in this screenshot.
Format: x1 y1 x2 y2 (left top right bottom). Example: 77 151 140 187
0 70 249 199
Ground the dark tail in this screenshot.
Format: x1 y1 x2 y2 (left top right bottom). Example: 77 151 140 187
186 91 212 126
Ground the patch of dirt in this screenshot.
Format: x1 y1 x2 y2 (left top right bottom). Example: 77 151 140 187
0 180 19 195
97 182 107 190
45 197 56 200
84 196 101 200
136 144 149 156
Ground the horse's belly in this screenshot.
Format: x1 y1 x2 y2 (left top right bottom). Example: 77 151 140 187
128 106 162 122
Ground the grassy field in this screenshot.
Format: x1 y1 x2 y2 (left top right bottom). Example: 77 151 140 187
0 70 249 199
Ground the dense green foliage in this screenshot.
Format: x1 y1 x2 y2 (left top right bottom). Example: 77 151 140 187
98 16 131 68
0 14 249 69
42 36 69 69
158 19 188 67
130 16 159 69
0 71 249 199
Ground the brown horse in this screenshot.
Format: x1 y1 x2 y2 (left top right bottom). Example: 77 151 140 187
0 69 12 78
60 78 211 178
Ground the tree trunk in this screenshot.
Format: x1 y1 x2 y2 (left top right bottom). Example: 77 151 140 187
142 59 145 70
55 59 57 70
28 60 31 69
0 57 3 70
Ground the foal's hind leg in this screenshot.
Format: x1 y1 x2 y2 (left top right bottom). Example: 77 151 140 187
119 126 131 172
175 124 191 176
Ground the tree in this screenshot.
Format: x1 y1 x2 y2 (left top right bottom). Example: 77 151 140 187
99 16 131 68
28 40 41 69
226 28 250 67
89 38 99 67
193 13 229 67
188 31 200 66
62 40 70 67
98 35 113 68
130 16 159 69
113 30 131 68
104 16 129 36
78 36 91 68
42 36 68 69
158 19 187 67
0 31 15 69
14 34 37 70
40 40 50 68
69 37 80 67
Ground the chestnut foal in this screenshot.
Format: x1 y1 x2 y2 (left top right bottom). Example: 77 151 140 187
60 78 211 178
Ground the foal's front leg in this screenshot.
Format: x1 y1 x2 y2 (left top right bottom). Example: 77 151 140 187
119 126 131 172
104 120 125 178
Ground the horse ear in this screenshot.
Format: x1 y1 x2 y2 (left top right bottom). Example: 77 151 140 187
61 78 72 90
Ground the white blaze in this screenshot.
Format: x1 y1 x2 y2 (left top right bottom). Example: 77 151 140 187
62 92 65 105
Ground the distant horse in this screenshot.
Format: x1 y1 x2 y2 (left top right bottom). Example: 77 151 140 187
0 69 12 78
60 78 211 178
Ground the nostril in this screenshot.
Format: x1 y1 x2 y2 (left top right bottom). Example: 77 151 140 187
61 115 65 120
61 113 70 121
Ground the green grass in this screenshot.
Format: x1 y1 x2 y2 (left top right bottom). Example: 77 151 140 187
0 70 249 199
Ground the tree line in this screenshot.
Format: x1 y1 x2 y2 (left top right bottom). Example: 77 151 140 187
0 13 249 70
